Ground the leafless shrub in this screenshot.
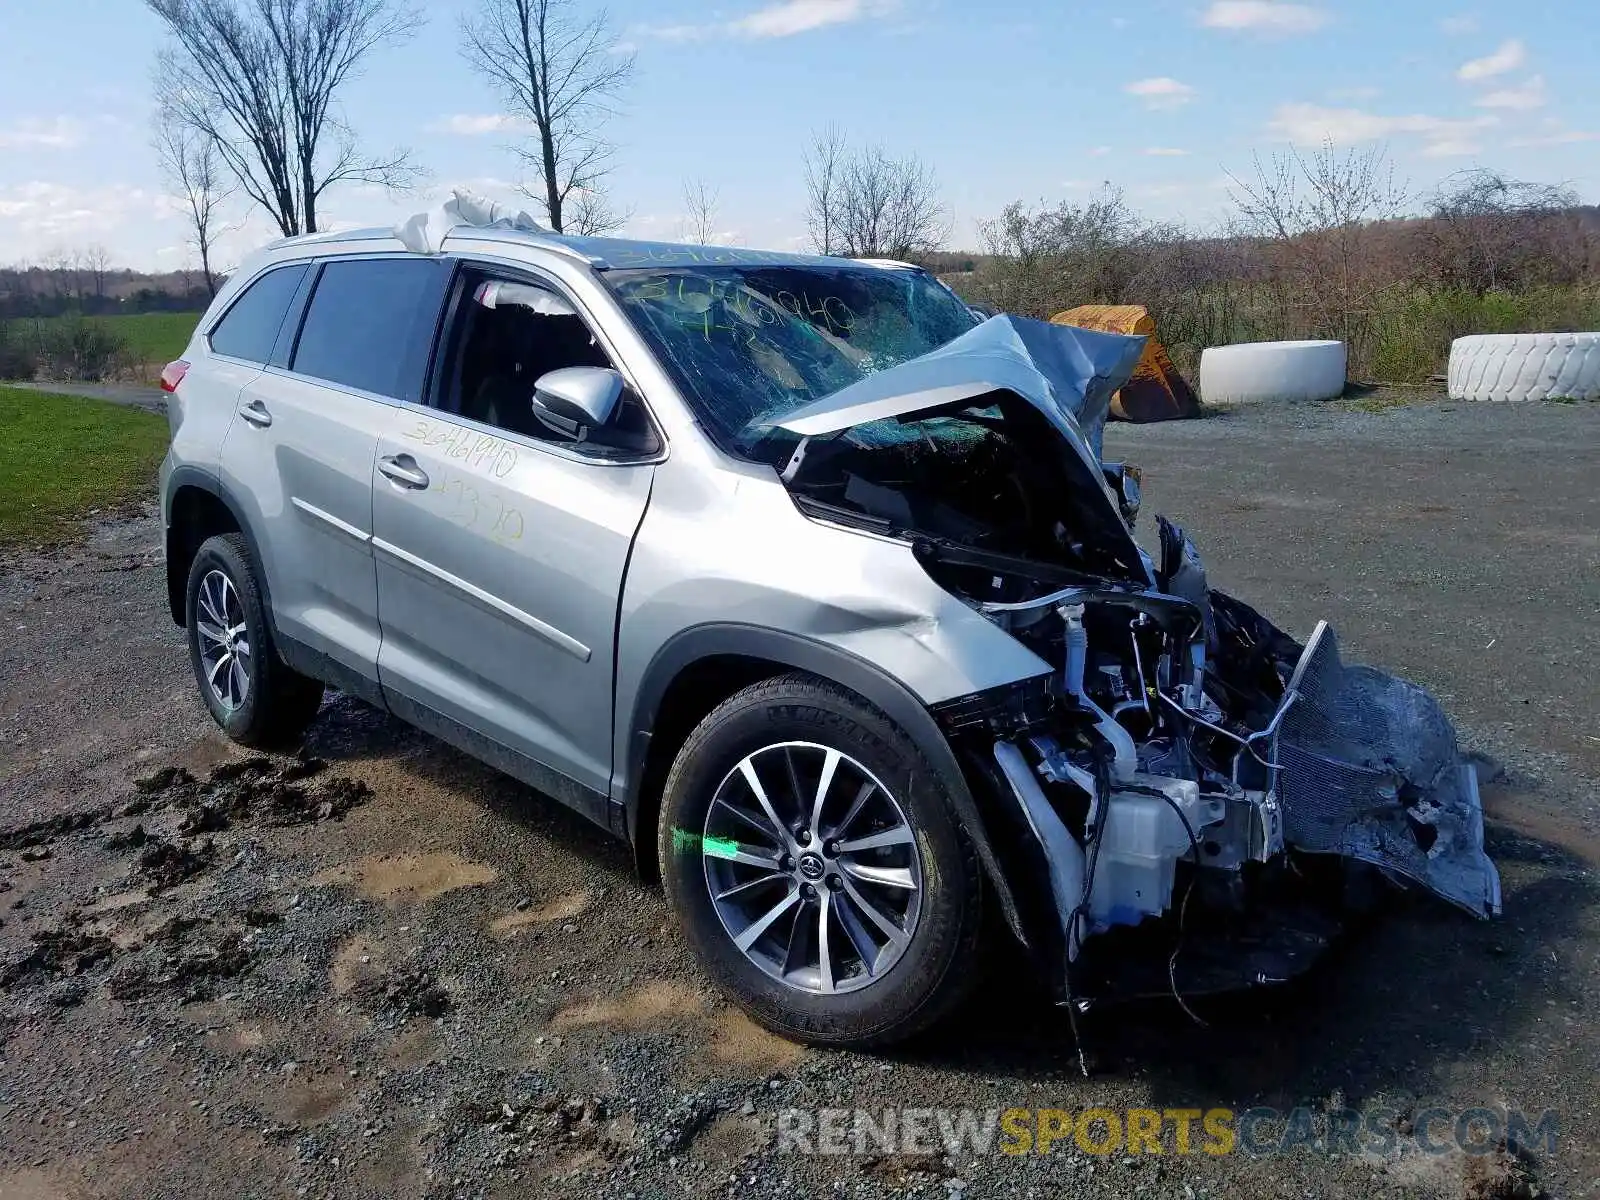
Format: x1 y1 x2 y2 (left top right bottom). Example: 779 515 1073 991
1419 168 1582 294
460 0 634 234
147 0 421 237
969 187 1178 317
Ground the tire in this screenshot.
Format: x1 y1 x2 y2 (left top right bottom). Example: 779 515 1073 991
1198 339 1347 404
658 673 983 1049
185 532 324 748
1448 332 1600 402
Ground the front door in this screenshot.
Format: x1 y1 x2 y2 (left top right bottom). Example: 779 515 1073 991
371 265 660 814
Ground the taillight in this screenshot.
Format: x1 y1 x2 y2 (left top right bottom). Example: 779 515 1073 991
160 359 190 393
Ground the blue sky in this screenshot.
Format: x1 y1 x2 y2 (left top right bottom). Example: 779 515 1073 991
1 0 1596 271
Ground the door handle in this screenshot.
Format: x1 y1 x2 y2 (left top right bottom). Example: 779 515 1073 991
378 454 430 490
237 399 272 428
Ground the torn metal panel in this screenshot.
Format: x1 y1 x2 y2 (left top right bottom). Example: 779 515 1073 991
1275 622 1502 918
773 313 1147 462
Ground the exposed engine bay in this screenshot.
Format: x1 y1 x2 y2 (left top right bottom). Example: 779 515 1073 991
773 314 1502 1008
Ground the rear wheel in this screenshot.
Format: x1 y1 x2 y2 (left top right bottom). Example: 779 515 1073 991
659 674 983 1048
186 533 323 748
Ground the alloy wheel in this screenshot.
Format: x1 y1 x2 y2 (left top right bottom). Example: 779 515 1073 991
701 741 923 995
195 568 251 712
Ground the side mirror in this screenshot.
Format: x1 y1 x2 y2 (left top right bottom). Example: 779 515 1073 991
531 366 624 441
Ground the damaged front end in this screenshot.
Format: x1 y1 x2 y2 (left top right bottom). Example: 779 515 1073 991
773 314 1501 1007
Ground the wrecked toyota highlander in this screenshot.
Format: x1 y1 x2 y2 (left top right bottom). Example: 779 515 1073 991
160 204 1500 1050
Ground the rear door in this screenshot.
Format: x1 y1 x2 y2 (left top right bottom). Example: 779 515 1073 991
370 263 660 814
220 255 450 695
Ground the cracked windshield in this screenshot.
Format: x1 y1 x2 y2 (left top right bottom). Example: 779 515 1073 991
607 264 977 453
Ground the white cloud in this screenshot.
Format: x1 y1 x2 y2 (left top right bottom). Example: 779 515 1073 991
0 182 170 259
1475 75 1547 110
1200 1 1329 35
0 116 85 150
1439 13 1479 35
426 113 530 136
1510 127 1600 148
1143 146 1191 157
731 0 876 37
1089 145 1112 157
1124 77 1196 110
1421 138 1482 157
1509 128 1599 147
1457 39 1525 82
634 0 895 41
1268 102 1496 156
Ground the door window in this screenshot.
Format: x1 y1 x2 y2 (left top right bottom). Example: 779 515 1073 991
435 269 660 457
208 263 308 364
291 258 445 402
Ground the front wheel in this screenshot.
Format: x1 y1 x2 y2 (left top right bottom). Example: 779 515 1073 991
659 674 983 1049
185 533 323 748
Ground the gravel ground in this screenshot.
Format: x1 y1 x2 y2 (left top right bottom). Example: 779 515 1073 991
2 396 1597 1200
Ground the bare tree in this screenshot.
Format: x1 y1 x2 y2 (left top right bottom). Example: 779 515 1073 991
680 178 720 244
155 109 235 295
147 0 420 237
803 125 846 254
459 0 634 234
564 187 631 236
83 245 114 300
802 130 946 259
1227 140 1408 348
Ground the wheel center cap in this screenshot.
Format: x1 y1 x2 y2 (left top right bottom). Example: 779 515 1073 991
797 852 826 881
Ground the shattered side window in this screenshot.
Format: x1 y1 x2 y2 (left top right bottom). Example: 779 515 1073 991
605 264 976 459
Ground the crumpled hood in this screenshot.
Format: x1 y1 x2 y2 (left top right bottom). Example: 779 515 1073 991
773 313 1147 463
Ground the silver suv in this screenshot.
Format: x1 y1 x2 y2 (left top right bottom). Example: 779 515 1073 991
161 220 1499 1049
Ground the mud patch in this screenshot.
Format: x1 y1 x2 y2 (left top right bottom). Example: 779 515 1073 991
135 835 215 892
0 808 110 851
107 927 252 1004
690 1112 768 1166
134 753 368 831
385 1022 445 1068
708 1007 807 1073
489 889 591 937
329 933 386 995
1485 786 1600 865
312 851 498 905
861 1153 955 1187
551 979 704 1032
1382 1144 1545 1200
354 967 451 1019
275 1075 354 1126
0 921 116 988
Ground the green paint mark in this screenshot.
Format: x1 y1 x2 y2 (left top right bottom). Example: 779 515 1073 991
671 827 701 854
671 827 748 861
702 835 744 861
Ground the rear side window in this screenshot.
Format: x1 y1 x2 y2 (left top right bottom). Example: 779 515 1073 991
291 258 443 401
208 264 307 364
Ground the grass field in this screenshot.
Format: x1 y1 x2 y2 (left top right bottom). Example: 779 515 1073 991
4 311 202 380
0 386 171 547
